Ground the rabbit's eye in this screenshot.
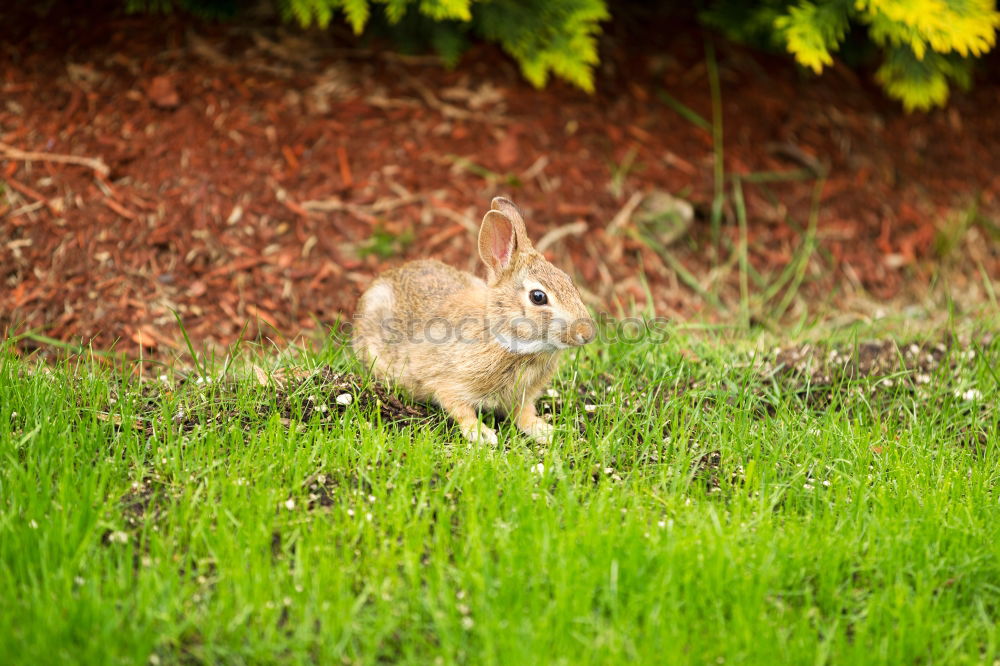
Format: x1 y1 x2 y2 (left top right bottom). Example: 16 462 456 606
529 289 548 305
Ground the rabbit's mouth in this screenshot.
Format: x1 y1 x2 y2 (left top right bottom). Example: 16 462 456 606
493 334 566 355
489 315 595 353
492 328 593 354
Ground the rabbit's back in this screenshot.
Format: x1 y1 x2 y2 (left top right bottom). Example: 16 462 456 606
352 260 485 393
383 260 484 318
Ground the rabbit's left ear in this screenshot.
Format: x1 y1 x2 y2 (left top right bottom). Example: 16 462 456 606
491 197 532 250
479 210 518 279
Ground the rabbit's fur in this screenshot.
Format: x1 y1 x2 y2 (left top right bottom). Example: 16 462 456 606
353 197 595 444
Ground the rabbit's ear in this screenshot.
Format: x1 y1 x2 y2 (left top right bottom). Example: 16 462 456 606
490 197 532 249
479 210 518 277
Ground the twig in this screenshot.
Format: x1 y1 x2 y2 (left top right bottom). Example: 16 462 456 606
520 156 549 182
3 176 61 214
765 142 828 178
535 221 589 253
102 197 137 220
337 145 353 188
329 48 444 66
300 193 424 216
400 72 507 124
0 141 109 176
365 95 422 111
606 191 645 235
431 206 479 235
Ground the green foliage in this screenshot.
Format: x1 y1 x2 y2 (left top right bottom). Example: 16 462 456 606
472 0 609 91
125 0 998 109
774 0 852 73
357 223 414 259
125 0 606 90
705 0 1000 111
275 0 608 91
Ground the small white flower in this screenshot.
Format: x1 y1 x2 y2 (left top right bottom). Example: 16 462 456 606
584 404 597 413
803 483 814 491
461 617 475 630
284 498 296 510
546 388 560 398
336 393 353 406
107 531 129 544
532 462 545 475
28 519 38 529
959 389 983 401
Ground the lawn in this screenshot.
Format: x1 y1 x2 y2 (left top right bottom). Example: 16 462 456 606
2 320 999 665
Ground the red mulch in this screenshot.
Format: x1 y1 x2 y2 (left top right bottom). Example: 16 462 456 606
2 4 998 355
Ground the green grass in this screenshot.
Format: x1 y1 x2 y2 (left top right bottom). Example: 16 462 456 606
2 322 999 665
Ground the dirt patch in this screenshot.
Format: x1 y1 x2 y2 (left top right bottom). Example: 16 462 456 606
101 474 170 550
159 365 430 434
560 334 995 440
272 366 430 424
1 3 998 356
691 449 723 492
758 334 996 413
119 476 161 527
301 468 373 511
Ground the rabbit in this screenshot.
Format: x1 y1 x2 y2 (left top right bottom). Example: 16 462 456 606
352 197 596 444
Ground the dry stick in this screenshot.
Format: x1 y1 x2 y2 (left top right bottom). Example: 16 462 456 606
535 221 589 254
606 191 645 236
399 71 507 124
300 193 424 216
431 206 479 235
0 141 110 176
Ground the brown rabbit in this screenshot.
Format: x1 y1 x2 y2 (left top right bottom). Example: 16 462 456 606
352 197 595 444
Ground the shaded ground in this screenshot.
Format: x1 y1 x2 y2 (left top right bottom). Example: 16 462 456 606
1 3 999 355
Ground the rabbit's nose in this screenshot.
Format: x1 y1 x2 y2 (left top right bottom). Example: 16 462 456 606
571 320 596 346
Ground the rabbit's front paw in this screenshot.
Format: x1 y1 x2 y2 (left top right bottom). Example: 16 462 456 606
462 423 499 446
521 419 554 444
